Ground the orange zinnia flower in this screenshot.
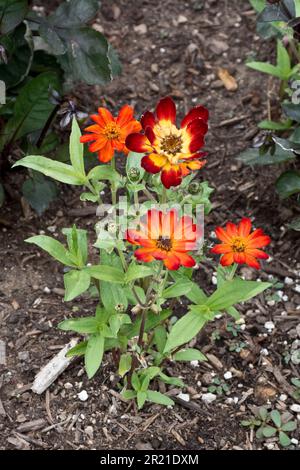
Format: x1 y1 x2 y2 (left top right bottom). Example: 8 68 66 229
80 105 141 163
125 97 209 188
211 218 271 269
126 209 198 270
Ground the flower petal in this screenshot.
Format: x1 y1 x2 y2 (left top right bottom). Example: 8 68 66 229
233 252 246 264
126 133 152 153
215 226 232 244
226 222 238 237
181 106 209 128
186 119 208 153
98 107 114 124
134 248 155 263
84 124 101 134
142 153 167 174
156 97 176 124
244 254 260 269
80 134 96 143
117 105 134 127
247 235 271 249
247 248 269 260
89 136 107 152
173 251 196 268
98 141 114 163
163 253 181 270
220 252 234 266
161 164 182 189
121 121 142 142
141 111 156 130
238 218 252 238
211 244 232 255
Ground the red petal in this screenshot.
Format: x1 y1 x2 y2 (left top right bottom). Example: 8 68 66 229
248 235 271 249
181 106 209 128
215 226 232 244
211 244 232 255
238 218 252 238
142 154 166 174
233 252 246 264
163 253 181 270
244 254 260 269
141 111 156 130
125 133 151 153
98 107 114 124
161 165 182 189
80 134 96 143
226 222 238 237
186 119 208 153
247 248 269 260
134 248 155 263
173 251 196 268
156 97 176 124
145 126 156 145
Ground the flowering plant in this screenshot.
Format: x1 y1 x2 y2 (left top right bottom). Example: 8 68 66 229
14 97 272 409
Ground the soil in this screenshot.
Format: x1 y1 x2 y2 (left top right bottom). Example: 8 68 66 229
1 0 300 451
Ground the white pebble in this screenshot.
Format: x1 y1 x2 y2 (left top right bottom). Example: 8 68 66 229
78 390 89 402
177 393 190 402
284 277 294 285
212 275 217 285
282 295 289 302
279 394 287 402
224 371 232 380
294 285 300 294
190 360 199 367
43 286 51 294
201 393 217 404
260 348 269 356
290 404 300 413
264 321 275 331
267 300 275 307
291 438 298 445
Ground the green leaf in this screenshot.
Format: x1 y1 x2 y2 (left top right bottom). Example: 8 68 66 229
258 119 292 131
164 310 207 353
85 333 104 379
131 372 140 392
146 391 174 407
1 72 61 150
125 264 154 283
237 146 295 166
118 353 132 377
275 170 300 199
13 155 86 186
153 326 167 354
101 281 128 314
158 372 184 387
174 348 207 362
87 165 120 183
137 391 147 409
22 173 58 215
62 226 88 266
58 317 99 334
259 407 268 421
70 118 85 176
281 421 297 432
48 0 98 27
25 235 75 266
66 340 88 357
125 309 172 339
205 279 272 311
170 272 207 304
249 0 266 13
84 265 125 283
63 270 91 301
122 390 136 400
247 61 283 78
290 216 300 230
283 102 300 122
0 0 28 34
279 431 291 447
0 23 33 88
270 410 281 428
262 426 277 437
162 279 193 299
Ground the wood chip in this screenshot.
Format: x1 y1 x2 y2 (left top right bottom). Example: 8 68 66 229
0 340 6 366
17 418 47 433
218 68 238 91
171 429 186 446
31 339 78 395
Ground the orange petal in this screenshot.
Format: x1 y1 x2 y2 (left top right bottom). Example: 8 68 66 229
121 121 142 143
220 252 234 266
84 124 101 134
134 248 155 263
246 248 269 260
173 251 196 268
233 252 246 264
163 253 181 270
210 244 232 255
117 105 134 127
247 235 271 249
238 218 252 238
98 107 114 124
89 136 107 153
215 226 232 244
244 254 260 269
226 222 238 237
98 141 114 163
80 134 96 143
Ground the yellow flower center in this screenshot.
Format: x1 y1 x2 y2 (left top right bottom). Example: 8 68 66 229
231 237 246 253
160 134 183 157
104 122 121 140
156 236 173 252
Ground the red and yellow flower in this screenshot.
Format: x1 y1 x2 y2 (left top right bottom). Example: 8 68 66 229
80 105 141 163
125 97 209 188
126 209 198 270
211 218 271 269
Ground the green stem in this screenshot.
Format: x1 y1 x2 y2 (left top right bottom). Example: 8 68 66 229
161 187 167 205
227 263 238 281
111 158 117 206
85 180 102 204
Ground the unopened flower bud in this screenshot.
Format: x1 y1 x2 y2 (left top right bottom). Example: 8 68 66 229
131 305 142 315
188 182 200 195
128 167 140 182
150 304 161 314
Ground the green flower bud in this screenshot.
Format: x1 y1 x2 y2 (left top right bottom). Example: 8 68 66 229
188 182 200 195
128 167 140 182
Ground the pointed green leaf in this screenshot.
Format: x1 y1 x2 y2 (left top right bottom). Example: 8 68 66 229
85 333 104 379
25 235 75 266
58 317 99 334
125 264 154 283
162 279 193 299
137 391 147 409
118 353 132 377
64 270 91 301
66 340 88 357
70 118 85 176
146 391 174 407
174 348 207 362
84 265 125 283
164 310 207 353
